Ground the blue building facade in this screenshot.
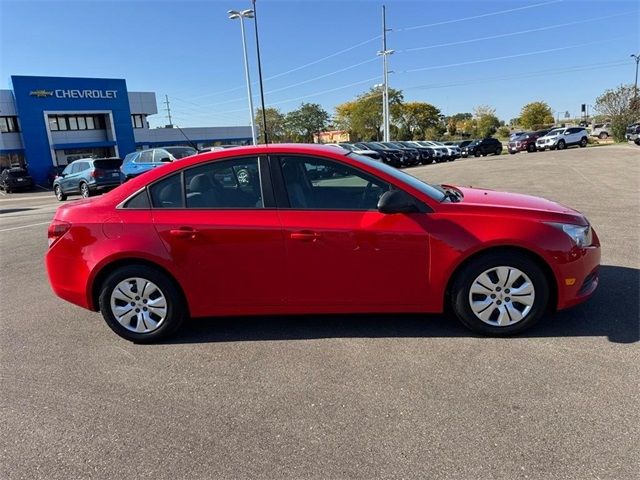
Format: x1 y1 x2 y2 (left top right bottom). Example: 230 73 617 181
0 75 252 185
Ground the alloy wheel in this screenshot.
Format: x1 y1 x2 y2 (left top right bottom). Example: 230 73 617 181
80 183 90 198
110 277 168 333
468 266 535 327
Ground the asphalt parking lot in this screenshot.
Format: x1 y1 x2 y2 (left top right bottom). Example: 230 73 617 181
1 144 638 479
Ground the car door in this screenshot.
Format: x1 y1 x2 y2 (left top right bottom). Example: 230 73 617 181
150 156 285 316
65 162 84 193
273 154 431 308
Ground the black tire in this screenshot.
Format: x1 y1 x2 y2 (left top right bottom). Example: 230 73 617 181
509 151 516 155
579 137 588 148
474 150 481 157
79 182 91 198
54 185 66 201
450 251 549 336
527 143 536 153
495 147 502 155
557 140 566 150
598 132 608 140
98 264 186 343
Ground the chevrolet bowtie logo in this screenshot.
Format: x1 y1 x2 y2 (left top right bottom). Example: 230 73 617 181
29 89 54 98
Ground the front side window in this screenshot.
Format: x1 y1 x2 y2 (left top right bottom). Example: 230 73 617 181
279 156 391 210
164 146 197 159
138 150 153 163
153 149 171 163
185 157 262 208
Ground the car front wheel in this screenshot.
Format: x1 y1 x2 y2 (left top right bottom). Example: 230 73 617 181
579 137 588 147
54 185 67 201
451 252 549 336
557 140 566 150
98 265 186 342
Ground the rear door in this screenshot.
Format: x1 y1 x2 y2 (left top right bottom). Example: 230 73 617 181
130 150 154 176
150 156 285 316
273 154 431 308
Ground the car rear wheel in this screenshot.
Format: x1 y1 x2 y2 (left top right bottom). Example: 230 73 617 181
495 147 502 155
98 265 186 343
579 137 588 147
474 150 481 157
527 143 536 153
450 252 549 336
557 140 566 150
54 185 66 201
598 132 608 139
80 182 91 198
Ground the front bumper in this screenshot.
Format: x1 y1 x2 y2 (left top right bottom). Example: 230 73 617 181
554 241 601 310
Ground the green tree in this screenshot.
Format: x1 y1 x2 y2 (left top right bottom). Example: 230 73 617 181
595 84 640 142
393 101 441 140
496 126 511 139
477 114 500 137
519 101 554 129
255 107 287 143
285 102 330 143
335 87 403 141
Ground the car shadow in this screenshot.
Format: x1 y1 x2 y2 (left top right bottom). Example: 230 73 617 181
0 208 34 214
166 265 639 345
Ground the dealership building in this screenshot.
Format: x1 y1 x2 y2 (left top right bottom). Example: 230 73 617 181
0 75 252 184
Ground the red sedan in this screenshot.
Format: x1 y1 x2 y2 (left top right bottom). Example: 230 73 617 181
45 144 600 342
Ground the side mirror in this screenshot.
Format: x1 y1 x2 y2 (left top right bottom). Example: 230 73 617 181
377 189 420 214
160 157 171 162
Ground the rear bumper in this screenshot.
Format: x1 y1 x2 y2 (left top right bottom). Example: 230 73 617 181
45 241 93 311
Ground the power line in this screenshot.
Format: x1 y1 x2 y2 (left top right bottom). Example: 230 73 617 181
397 11 632 54
401 38 623 74
396 0 563 32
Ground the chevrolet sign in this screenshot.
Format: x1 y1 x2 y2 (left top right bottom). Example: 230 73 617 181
29 89 118 99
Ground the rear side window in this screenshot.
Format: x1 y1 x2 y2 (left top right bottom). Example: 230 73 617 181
137 151 153 163
185 157 262 209
94 159 122 170
150 174 184 208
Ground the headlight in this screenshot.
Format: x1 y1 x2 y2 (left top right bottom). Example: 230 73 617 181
549 223 593 247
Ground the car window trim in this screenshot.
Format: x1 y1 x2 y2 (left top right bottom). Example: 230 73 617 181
270 153 426 212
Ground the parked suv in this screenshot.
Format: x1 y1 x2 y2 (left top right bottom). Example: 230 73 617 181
354 142 404 168
120 146 197 181
463 138 503 157
590 123 611 139
625 123 640 145
508 130 550 154
0 167 34 193
536 127 588 151
53 157 122 201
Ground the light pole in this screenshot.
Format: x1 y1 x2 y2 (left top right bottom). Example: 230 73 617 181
378 5 393 142
228 9 257 145
631 54 640 106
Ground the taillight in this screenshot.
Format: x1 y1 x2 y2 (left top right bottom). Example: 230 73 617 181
48 220 71 247
92 168 105 178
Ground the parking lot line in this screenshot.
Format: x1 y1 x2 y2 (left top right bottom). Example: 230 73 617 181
0 194 55 202
0 221 51 232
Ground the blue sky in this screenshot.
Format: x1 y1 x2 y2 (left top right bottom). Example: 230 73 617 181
1 0 638 128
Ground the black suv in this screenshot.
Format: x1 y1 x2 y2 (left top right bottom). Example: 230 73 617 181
463 138 503 157
0 167 34 193
382 142 421 166
354 142 404 168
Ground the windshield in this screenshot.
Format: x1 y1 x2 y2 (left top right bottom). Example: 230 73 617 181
7 170 28 178
347 153 445 202
164 146 197 159
546 129 564 136
338 143 355 151
431 141 444 146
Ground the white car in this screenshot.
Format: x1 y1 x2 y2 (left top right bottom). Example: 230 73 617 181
590 123 611 139
413 141 449 162
535 127 588 151
326 143 383 161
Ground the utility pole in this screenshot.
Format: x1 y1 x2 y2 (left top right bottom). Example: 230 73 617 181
631 54 640 107
163 94 173 127
378 5 393 142
252 0 268 144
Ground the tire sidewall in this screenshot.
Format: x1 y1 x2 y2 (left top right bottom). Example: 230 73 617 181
451 252 549 336
98 265 186 343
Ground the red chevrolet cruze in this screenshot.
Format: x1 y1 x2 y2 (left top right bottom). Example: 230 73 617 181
45 144 600 342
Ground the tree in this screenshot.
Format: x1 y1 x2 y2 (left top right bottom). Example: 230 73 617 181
519 102 554 129
473 105 500 138
255 107 287 143
477 114 500 138
334 87 403 141
394 102 441 140
595 84 640 142
285 102 330 143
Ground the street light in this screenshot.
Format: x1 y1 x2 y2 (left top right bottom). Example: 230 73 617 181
228 9 257 145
